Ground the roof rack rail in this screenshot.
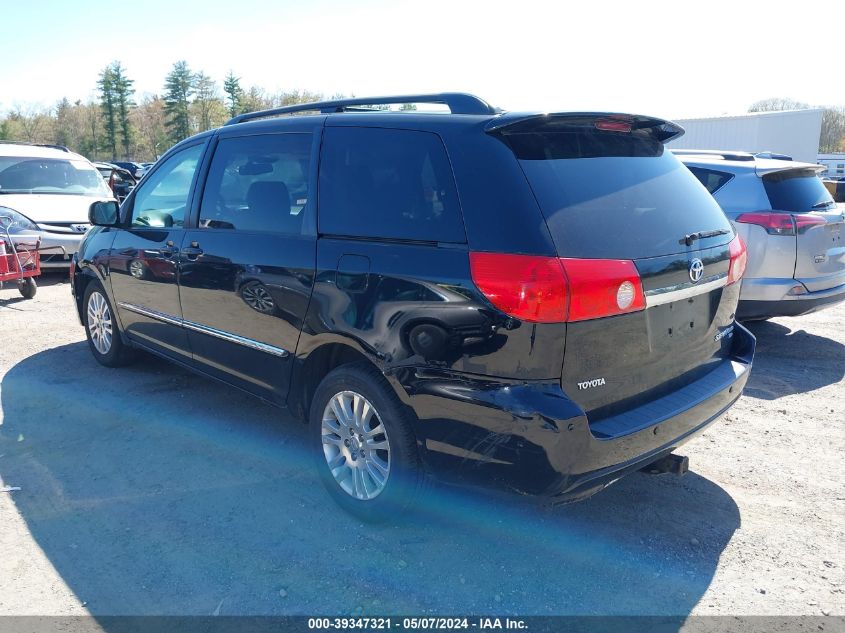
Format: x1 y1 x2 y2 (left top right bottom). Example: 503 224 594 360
225 93 497 125
0 139 71 152
754 151 793 161
671 149 755 161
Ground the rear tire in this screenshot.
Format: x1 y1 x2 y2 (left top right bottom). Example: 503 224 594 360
83 281 134 367
310 362 424 522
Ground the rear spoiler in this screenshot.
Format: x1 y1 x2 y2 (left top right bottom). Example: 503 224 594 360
484 112 685 143
756 163 826 178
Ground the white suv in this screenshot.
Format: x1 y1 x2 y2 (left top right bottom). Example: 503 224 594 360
0 142 113 267
677 150 845 320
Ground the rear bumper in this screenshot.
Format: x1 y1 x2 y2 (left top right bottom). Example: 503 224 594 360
738 282 845 319
392 323 755 500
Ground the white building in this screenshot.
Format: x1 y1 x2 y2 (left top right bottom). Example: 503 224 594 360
667 109 823 164
817 153 845 178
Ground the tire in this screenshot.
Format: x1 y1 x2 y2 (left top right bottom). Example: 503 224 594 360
310 362 425 522
18 277 36 299
83 281 134 367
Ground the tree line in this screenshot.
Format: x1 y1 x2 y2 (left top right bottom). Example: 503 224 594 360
2 67 844 162
0 60 336 162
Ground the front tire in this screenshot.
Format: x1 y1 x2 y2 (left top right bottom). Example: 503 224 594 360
310 363 424 522
83 281 134 367
18 277 36 299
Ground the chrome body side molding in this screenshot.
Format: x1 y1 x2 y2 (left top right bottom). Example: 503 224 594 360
117 302 290 358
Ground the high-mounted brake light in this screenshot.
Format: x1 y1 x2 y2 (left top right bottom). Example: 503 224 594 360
727 235 747 285
469 253 645 323
595 119 632 133
736 211 826 236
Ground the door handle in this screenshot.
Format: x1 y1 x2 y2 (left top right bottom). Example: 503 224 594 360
181 242 203 260
160 240 178 256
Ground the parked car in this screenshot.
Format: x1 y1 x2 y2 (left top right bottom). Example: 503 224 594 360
0 141 114 267
93 162 137 202
71 93 755 520
136 162 156 180
677 150 845 320
111 161 145 180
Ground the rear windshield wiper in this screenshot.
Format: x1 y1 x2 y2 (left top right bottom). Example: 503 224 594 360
811 200 834 209
682 228 731 246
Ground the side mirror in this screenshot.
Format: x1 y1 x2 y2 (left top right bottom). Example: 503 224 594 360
89 200 120 226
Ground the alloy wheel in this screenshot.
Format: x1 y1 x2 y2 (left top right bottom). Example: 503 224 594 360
87 291 113 355
321 391 391 500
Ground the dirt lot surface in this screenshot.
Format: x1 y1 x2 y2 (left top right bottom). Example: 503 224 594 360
0 274 842 617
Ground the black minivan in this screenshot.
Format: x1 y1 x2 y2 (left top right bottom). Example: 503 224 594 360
71 93 755 520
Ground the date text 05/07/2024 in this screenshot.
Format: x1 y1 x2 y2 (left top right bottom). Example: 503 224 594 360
307 617 528 630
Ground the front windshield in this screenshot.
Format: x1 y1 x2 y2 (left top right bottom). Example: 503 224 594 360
0 156 112 196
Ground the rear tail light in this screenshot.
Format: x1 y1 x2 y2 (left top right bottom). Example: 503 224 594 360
559 258 645 321
736 211 826 235
469 253 645 323
793 214 826 232
468 253 568 323
727 235 747 285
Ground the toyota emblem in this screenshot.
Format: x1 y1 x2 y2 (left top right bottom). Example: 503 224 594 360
689 258 704 283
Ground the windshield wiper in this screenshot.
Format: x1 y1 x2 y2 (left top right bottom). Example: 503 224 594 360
811 200 834 209
682 228 731 246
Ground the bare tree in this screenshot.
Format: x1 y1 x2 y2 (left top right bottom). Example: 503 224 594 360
10 104 53 143
819 108 845 153
132 94 169 160
749 97 810 112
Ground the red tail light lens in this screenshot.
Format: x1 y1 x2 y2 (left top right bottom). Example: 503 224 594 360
468 253 568 323
559 258 645 322
793 214 826 232
469 253 645 323
736 212 794 235
727 235 747 285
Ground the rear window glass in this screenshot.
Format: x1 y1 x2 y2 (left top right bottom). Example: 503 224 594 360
318 127 465 243
505 131 733 259
763 169 834 212
687 166 734 194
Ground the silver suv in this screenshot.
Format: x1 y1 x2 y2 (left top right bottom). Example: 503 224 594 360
677 150 845 320
0 142 113 267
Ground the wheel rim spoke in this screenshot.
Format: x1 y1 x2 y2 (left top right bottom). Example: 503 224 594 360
321 390 391 500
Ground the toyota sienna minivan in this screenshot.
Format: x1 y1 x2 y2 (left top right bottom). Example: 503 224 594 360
71 93 755 520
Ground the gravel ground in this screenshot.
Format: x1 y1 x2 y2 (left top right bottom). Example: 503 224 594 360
0 274 842 617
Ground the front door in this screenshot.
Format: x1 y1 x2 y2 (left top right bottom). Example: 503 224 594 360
109 142 206 364
178 131 317 402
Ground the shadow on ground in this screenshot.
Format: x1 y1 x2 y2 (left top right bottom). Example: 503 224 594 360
1 342 740 618
742 320 845 400
0 271 69 309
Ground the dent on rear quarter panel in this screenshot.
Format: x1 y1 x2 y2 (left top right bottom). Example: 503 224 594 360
298 238 568 381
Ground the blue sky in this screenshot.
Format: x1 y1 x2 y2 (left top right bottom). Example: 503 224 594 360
1 0 837 119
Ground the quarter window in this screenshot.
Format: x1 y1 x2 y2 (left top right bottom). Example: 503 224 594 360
129 144 203 228
199 133 311 234
318 127 465 243
686 166 734 194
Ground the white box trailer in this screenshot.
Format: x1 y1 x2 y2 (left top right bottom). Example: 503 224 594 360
667 109 823 164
